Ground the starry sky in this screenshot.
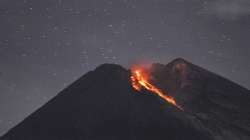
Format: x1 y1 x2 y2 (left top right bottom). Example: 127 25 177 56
0 0 250 135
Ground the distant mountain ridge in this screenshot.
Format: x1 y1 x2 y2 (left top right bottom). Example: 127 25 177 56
1 58 250 140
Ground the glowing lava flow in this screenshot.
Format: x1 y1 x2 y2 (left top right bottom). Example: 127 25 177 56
131 68 183 110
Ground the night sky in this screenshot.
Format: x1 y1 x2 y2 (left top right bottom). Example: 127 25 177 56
0 0 250 135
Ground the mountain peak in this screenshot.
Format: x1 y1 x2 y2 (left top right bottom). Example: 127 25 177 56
2 58 250 140
166 58 192 71
171 57 189 63
95 63 127 72
150 58 190 71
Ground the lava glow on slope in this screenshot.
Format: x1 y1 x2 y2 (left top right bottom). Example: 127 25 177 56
130 67 183 110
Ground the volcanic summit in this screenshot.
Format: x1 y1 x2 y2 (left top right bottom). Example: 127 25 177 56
1 58 250 140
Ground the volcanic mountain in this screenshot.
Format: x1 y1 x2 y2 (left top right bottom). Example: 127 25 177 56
1 58 250 140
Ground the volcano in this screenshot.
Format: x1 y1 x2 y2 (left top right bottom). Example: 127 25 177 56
1 58 250 140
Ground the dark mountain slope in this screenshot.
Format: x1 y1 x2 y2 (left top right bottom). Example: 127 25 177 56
150 58 250 140
1 58 250 140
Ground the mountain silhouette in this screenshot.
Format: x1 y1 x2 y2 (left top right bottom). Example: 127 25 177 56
1 58 250 140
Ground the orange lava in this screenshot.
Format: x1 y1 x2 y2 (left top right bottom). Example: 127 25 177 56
131 67 183 110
